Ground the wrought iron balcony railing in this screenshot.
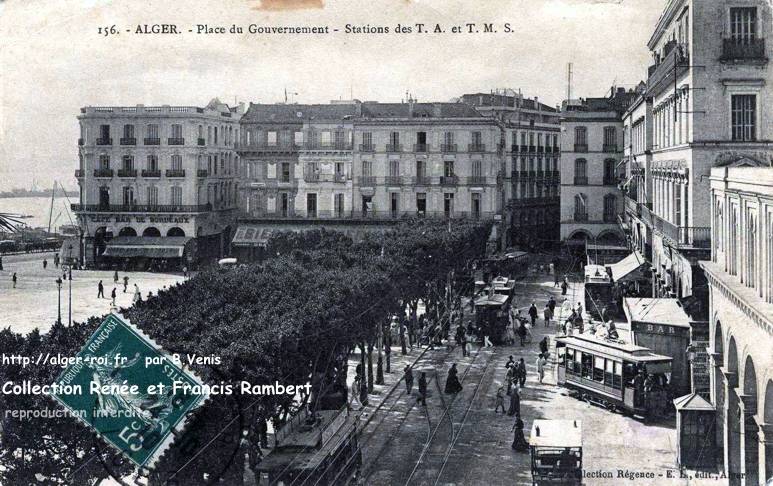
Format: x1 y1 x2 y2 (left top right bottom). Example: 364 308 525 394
441 143 457 153
386 144 403 153
168 138 185 145
574 144 588 153
166 169 186 177
197 169 208 177
440 175 459 186
93 169 113 178
359 144 375 152
603 144 618 153
466 176 488 185
384 176 403 185
468 144 486 153
721 38 766 62
414 143 428 152
120 137 136 145
413 175 431 185
144 138 160 145
358 176 377 186
117 169 137 178
72 204 211 213
142 169 161 178
197 138 206 146
96 138 112 146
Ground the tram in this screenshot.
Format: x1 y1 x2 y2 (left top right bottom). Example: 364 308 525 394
555 333 673 418
255 407 361 486
529 419 583 486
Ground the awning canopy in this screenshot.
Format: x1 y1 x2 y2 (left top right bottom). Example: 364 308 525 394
624 297 692 328
529 420 582 448
102 236 190 259
606 251 648 282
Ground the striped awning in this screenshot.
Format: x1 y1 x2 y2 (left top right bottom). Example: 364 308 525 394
102 236 190 258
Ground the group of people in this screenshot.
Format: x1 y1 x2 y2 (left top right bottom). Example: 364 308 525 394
97 276 142 306
492 356 532 452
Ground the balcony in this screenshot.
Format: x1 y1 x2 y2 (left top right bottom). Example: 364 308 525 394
573 176 588 185
574 212 588 222
468 144 486 153
511 144 519 153
197 169 208 177
537 146 544 153
386 144 402 153
198 138 206 146
120 137 136 146
574 144 588 153
545 147 552 154
75 169 83 178
654 215 711 249
721 38 767 63
71 204 211 213
333 173 346 183
553 146 560 153
414 143 428 153
625 196 640 217
413 175 431 185
440 175 459 186
603 145 618 153
647 46 689 96
93 168 113 178
359 144 375 152
358 176 377 186
166 169 186 177
441 144 457 153
144 138 161 145
466 176 487 185
168 138 185 145
142 169 161 178
304 173 320 182
384 176 403 186
528 170 536 179
117 169 137 178
305 142 352 151
96 138 112 146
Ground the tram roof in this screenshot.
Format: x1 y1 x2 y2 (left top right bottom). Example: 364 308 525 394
556 334 673 363
530 419 582 448
624 297 692 328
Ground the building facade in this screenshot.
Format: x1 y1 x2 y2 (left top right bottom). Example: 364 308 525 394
73 99 242 268
462 92 561 249
560 88 634 254
701 167 773 485
622 0 773 308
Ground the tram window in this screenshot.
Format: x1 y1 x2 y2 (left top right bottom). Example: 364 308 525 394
582 354 593 379
593 357 605 382
613 361 623 389
574 351 583 374
565 349 574 371
623 361 638 385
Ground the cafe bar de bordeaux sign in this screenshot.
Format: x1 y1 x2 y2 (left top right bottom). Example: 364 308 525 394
87 213 192 224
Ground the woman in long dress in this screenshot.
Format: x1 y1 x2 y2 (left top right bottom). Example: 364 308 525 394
507 385 520 416
444 363 462 394
511 415 529 452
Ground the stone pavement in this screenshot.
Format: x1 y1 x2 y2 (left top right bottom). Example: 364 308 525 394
0 251 185 333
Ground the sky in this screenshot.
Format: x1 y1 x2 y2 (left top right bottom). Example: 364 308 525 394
0 0 665 192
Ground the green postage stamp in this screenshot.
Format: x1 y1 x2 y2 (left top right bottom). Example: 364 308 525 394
50 313 208 469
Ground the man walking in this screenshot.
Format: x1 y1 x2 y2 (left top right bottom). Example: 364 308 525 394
43 258 47 269
417 372 427 406
403 365 414 395
97 280 104 298
537 355 546 384
455 323 468 357
133 283 142 303
123 275 129 293
12 272 17 288
561 277 568 296
517 358 527 387
110 287 117 306
494 386 506 413
528 302 538 328
113 270 119 284
543 304 552 328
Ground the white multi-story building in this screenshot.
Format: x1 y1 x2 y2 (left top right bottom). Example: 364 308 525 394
74 99 242 268
700 167 773 486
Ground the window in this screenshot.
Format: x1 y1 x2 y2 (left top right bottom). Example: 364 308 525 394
730 7 757 43
214 127 218 144
294 131 303 146
471 131 482 146
362 132 372 148
267 131 277 146
471 193 481 218
123 124 134 138
362 160 372 177
390 192 399 216
147 124 158 139
416 159 426 179
147 155 158 171
281 163 290 183
389 131 400 146
334 193 344 217
99 124 110 139
603 159 616 184
574 127 587 149
389 160 400 177
320 130 331 147
122 155 134 170
416 192 426 214
604 194 617 222
99 155 110 169
574 194 587 221
147 186 158 205
444 160 455 177
574 159 587 183
444 132 454 145
731 94 756 141
603 127 617 151
170 186 182 205
171 155 182 171
122 186 134 206
171 124 182 139
443 193 454 216
472 160 482 178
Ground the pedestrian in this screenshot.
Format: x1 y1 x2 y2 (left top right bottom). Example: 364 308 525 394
505 355 515 370
518 358 527 387
511 414 529 452
528 302 538 327
505 365 515 396
548 296 556 314
576 302 583 317
12 272 17 288
494 386 506 413
554 269 560 287
455 323 467 357
43 258 47 269
517 320 527 347
111 287 117 306
256 416 269 449
147 291 153 299
133 283 141 303
399 321 408 355
123 275 129 293
113 270 119 284
543 304 552 328
404 365 414 395
507 384 520 416
539 337 549 358
417 372 427 406
537 355 546 383
351 374 363 410
561 277 568 295
444 363 462 394
183 265 188 278
97 280 104 298
483 333 493 348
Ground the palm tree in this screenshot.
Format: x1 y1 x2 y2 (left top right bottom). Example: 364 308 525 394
0 213 23 233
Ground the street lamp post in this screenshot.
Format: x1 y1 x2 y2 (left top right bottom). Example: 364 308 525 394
55 277 63 325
